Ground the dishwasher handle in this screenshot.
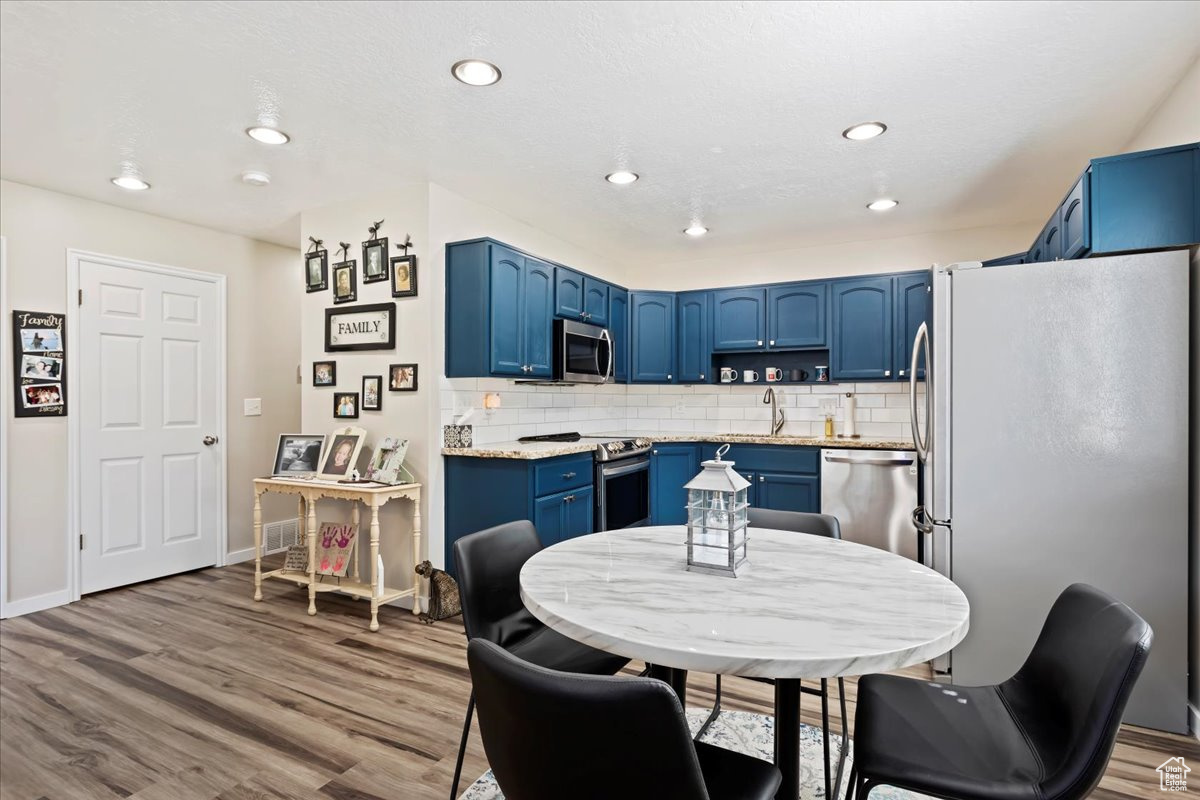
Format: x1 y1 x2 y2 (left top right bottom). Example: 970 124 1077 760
823 453 914 466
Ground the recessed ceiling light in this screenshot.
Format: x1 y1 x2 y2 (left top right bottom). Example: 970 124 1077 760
241 170 271 186
683 225 709 237
867 199 899 211
842 122 888 141
111 175 150 191
246 126 290 145
452 59 502 86
605 171 639 185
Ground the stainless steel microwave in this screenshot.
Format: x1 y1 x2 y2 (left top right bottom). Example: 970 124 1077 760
554 319 613 384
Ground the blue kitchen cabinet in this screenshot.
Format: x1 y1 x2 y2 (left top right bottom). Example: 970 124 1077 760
755 472 819 513
1029 206 1062 264
1090 143 1200 255
583 277 609 325
1060 171 1091 260
893 271 930 380
982 252 1027 267
676 291 711 383
631 292 676 382
650 443 700 525
830 277 893 381
446 240 555 379
712 288 767 351
609 287 630 383
534 486 594 546
554 266 585 319
767 282 827 349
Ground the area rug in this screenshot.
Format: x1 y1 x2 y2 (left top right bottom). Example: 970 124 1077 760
460 708 930 799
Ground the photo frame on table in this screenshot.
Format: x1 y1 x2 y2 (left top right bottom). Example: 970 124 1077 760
361 375 382 410
325 302 395 352
271 434 327 477
365 437 414 485
362 237 388 284
305 249 328 293
390 255 417 297
11 310 67 417
318 426 366 477
333 391 359 419
388 363 418 392
332 260 357 304
313 360 337 386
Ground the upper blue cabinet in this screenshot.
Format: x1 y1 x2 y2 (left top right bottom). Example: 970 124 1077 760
447 240 555 378
676 291 711 383
583 277 609 326
609 287 630 383
554 267 585 319
1060 172 1091 260
893 272 930 380
1090 143 1199 255
767 282 827 348
831 276 893 381
631 292 676 382
712 288 767 351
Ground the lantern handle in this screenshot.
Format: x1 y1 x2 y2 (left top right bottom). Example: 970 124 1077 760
715 443 731 460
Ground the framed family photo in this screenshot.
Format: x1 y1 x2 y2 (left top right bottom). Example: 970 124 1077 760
333 391 359 419
389 363 418 392
391 255 417 297
362 237 388 284
332 260 357 304
11 309 67 417
319 426 366 477
362 375 382 410
313 360 336 386
305 249 328 293
325 303 396 352
272 434 326 476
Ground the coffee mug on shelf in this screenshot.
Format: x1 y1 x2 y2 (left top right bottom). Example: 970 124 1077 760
765 367 782 382
719 367 737 383
742 369 760 383
815 365 829 382
790 368 808 382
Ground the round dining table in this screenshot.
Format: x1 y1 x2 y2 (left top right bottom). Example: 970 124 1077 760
519 525 970 800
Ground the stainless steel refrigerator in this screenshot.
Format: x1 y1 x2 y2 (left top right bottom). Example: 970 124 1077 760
909 249 1190 733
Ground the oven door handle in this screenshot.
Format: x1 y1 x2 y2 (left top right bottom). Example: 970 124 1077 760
599 458 650 479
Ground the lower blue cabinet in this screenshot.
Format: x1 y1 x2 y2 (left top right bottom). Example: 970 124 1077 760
650 444 699 525
534 486 594 546
754 472 819 513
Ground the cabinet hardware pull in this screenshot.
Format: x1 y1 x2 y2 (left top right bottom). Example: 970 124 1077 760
759 475 765 481
899 370 906 377
769 340 775 346
562 472 576 479
884 369 891 377
757 340 763 346
667 374 672 380
564 494 575 503
700 374 705 380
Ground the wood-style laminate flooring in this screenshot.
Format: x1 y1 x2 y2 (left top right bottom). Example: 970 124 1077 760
1 558 1196 799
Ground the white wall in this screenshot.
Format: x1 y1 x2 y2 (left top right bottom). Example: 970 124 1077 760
1124 56 1200 152
0 179 301 614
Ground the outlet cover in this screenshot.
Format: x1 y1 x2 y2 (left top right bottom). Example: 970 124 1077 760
244 398 262 416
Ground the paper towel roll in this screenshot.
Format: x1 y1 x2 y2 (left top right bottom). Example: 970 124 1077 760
842 393 857 438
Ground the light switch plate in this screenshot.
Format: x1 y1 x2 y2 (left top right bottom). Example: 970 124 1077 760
244 398 262 416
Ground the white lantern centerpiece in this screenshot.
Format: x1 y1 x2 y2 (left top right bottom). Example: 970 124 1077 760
684 444 751 577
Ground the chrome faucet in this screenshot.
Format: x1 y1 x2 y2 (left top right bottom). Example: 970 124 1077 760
763 387 785 436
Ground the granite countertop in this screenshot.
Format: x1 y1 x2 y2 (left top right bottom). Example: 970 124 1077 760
442 432 914 460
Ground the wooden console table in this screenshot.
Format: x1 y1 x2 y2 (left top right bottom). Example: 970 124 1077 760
252 477 423 631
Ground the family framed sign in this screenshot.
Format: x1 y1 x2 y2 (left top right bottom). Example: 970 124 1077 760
324 302 396 352
11 309 67 417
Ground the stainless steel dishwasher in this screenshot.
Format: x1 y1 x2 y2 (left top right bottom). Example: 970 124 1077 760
820 449 920 561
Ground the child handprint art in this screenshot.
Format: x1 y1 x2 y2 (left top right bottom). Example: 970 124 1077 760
315 522 358 578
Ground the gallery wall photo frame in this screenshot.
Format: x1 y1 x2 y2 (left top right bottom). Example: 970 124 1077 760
333 391 360 419
362 237 389 284
305 249 328 293
362 375 382 410
325 302 396 352
389 363 418 392
332 260 357 304
390 255 417 298
313 360 337 386
11 310 67 417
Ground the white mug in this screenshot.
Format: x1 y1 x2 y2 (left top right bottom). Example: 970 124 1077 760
743 369 760 383
720 367 737 383
765 367 782 382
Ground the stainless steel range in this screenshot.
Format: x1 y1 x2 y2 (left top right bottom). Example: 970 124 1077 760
518 433 652 531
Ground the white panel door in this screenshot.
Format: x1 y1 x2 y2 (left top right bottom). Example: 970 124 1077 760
79 258 221 593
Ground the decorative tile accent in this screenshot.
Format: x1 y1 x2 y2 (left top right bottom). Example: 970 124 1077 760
443 424 473 448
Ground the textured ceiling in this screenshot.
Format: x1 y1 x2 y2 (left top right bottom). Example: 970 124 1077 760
1 1 1198 262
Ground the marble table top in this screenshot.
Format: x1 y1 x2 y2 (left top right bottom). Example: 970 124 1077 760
520 526 969 679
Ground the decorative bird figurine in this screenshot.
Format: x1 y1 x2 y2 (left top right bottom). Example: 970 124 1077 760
338 241 351 261
396 234 412 255
307 235 323 252
368 219 384 240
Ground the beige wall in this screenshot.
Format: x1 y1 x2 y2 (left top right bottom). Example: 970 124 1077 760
1124 56 1200 153
0 180 300 610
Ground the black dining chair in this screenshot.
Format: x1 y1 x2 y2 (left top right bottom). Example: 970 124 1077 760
849 583 1154 800
468 638 783 800
449 520 630 800
703 508 846 797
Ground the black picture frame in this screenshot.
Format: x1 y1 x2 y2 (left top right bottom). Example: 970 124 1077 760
388 363 418 392
390 255 417 298
305 249 328 293
361 375 382 410
11 310 67 417
325 302 396 352
362 237 389 284
332 260 357 304
312 360 337 386
333 391 360 419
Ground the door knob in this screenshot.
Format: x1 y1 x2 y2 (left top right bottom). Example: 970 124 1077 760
203 435 218 446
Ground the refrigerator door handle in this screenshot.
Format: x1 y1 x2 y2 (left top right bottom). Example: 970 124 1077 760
911 505 934 534
910 321 931 462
